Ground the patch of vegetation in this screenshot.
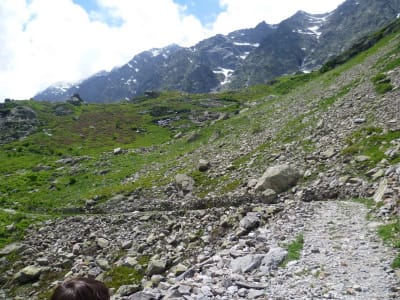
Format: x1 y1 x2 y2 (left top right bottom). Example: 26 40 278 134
318 81 357 110
219 179 242 195
189 170 228 198
267 72 319 95
378 221 400 268
103 265 144 289
276 114 310 143
371 73 393 94
281 233 304 267
343 127 400 166
351 198 375 209
0 211 49 248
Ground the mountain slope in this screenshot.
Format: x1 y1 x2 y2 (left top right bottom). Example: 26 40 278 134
1 16 400 298
34 0 400 103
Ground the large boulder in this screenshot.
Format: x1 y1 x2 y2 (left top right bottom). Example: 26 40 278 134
254 164 301 193
13 266 44 284
175 174 195 195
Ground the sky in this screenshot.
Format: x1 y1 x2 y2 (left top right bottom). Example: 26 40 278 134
0 0 346 101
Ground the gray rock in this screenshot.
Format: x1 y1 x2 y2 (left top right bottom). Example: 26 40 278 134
96 238 109 248
373 178 388 203
175 174 195 195
146 259 166 276
355 155 371 162
254 164 301 193
230 254 264 273
321 148 336 159
239 214 260 231
36 257 49 266
72 243 81 255
170 263 188 276
247 179 258 188
248 289 266 299
198 159 211 172
117 284 141 296
354 118 366 124
13 266 43 284
0 242 25 256
260 189 277 203
127 290 161 300
259 247 288 273
113 147 122 155
96 258 110 270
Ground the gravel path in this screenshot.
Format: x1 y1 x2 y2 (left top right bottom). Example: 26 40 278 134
165 201 400 300
265 201 399 299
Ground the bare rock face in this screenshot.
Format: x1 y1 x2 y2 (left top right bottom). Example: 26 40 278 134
0 105 39 144
254 164 302 193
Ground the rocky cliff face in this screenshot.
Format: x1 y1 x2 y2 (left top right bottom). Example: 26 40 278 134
34 0 400 103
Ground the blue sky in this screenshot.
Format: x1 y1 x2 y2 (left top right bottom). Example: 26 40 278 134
0 0 346 100
74 0 223 26
173 0 223 25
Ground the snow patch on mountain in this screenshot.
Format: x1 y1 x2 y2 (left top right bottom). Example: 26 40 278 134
213 68 234 85
233 42 260 47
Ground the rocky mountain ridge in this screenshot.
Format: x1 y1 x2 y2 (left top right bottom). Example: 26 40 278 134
34 0 400 103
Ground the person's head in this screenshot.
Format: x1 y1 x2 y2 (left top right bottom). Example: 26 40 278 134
50 277 110 300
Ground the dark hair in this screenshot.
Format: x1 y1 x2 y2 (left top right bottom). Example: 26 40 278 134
50 278 110 300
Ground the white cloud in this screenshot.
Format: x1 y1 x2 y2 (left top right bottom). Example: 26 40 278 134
0 0 208 100
212 0 345 34
0 0 345 101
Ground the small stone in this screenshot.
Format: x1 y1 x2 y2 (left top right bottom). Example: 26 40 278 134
248 179 258 188
354 118 366 124
36 257 49 266
353 284 362 292
170 263 188 276
146 259 166 276
198 159 211 172
321 148 336 159
116 284 141 296
150 274 164 286
124 257 138 267
72 243 81 255
96 238 109 249
311 247 320 254
371 169 384 181
355 155 370 162
96 258 110 270
113 147 122 155
248 289 266 299
260 189 277 204
239 214 260 231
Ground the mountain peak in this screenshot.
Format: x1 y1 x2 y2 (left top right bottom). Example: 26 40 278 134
34 0 400 103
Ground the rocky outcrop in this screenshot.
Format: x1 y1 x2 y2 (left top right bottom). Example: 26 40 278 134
0 105 39 144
